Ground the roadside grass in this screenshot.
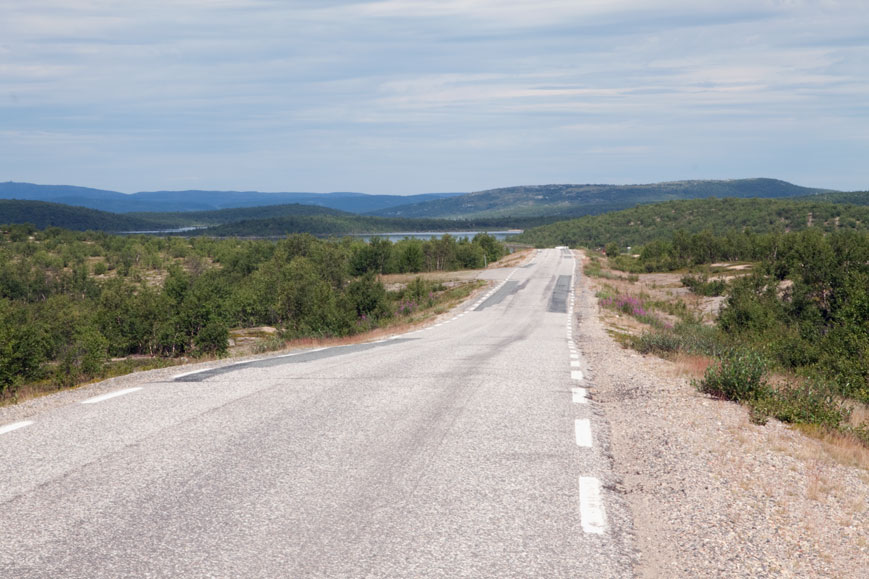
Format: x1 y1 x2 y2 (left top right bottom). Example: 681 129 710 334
793 424 869 471
1 357 186 407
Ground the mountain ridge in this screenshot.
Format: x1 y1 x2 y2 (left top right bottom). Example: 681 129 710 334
0 182 465 214
370 178 837 219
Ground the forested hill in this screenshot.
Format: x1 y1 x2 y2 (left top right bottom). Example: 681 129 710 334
513 197 869 248
372 178 835 219
0 199 531 235
196 214 519 237
0 200 169 232
129 203 355 227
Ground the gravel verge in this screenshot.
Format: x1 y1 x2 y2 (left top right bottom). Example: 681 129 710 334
575 255 869 578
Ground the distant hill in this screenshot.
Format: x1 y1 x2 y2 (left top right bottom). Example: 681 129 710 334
130 203 354 228
0 182 465 214
196 214 521 237
372 178 836 219
0 198 526 236
0 200 169 232
513 197 869 248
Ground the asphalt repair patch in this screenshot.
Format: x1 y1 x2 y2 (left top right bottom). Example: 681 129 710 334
174 338 415 382
548 275 572 313
474 280 520 311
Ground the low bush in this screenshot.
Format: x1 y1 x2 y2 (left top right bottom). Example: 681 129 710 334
681 273 727 296
695 349 770 402
751 381 850 429
633 331 682 355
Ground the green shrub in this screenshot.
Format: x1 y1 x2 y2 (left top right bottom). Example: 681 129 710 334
695 349 770 402
681 273 726 296
751 381 850 429
633 331 682 355
194 320 229 357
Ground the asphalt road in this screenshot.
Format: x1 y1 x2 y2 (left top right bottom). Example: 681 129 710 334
0 248 635 578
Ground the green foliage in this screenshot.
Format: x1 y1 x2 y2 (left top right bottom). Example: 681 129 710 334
0 227 498 396
55 324 109 387
0 200 168 232
348 234 507 275
750 381 850 430
681 273 727 296
633 331 683 356
347 272 391 320
515 197 869 253
633 321 721 357
695 349 771 403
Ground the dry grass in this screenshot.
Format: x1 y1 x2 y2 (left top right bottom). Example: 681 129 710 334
792 424 869 471
849 400 869 428
670 353 714 380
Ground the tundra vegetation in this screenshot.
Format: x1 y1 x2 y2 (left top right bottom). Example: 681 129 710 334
0 224 505 401
586 226 869 447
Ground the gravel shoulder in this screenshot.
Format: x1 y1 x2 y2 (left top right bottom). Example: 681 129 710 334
575 253 869 578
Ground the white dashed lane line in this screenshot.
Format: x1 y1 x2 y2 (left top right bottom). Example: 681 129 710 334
574 418 592 447
579 476 607 534
572 387 588 404
0 421 34 436
565 264 608 535
80 387 143 405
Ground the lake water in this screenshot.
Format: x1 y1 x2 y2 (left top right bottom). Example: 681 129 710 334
353 230 523 242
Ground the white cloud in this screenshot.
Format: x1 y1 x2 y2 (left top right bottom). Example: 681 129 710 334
0 0 867 192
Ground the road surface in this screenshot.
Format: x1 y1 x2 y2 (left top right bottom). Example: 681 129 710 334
0 248 635 577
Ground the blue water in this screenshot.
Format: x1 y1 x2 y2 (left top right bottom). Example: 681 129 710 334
353 230 522 242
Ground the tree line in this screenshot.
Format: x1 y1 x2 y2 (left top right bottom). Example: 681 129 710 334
0 224 506 398
515 197 869 250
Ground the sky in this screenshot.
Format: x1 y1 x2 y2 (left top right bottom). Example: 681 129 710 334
1 0 867 195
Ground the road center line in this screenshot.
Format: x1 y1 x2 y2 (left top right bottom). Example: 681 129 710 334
0 421 34 435
579 476 607 534
574 418 592 447
81 387 143 405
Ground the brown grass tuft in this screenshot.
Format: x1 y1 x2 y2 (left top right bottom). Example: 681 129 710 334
793 424 869 471
671 353 714 379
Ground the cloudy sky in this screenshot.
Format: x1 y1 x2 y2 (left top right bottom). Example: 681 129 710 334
1 0 867 194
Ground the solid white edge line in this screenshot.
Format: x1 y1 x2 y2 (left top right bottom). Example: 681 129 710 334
0 421 34 435
571 370 584 381
572 387 588 404
570 353 579 359
81 387 143 405
579 476 607 534
571 361 581 367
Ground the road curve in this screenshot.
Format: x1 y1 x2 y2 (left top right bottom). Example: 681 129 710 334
0 248 635 578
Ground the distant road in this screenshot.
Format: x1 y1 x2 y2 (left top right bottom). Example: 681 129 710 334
0 249 634 577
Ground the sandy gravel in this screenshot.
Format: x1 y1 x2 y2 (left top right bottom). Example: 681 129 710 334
575 253 869 578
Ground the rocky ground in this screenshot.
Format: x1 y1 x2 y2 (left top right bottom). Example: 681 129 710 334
576 252 869 578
